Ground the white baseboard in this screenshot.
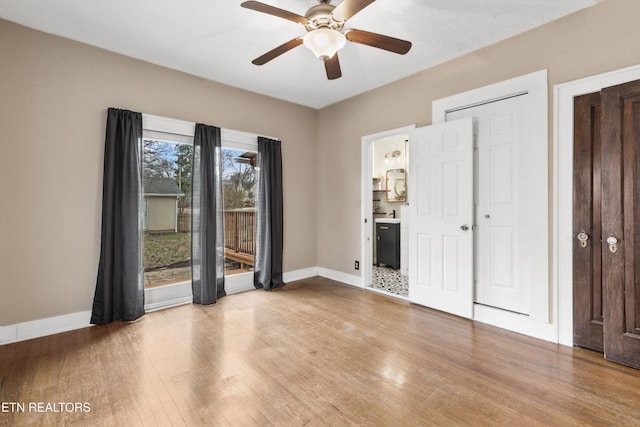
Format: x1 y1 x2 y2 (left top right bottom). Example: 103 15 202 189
0 266 324 346
0 310 93 345
316 267 362 288
473 304 557 343
1 268 558 347
284 267 319 282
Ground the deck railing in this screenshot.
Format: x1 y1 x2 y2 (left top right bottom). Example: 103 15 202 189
224 210 255 256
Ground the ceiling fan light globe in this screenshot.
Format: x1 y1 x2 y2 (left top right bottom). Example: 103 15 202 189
303 28 346 60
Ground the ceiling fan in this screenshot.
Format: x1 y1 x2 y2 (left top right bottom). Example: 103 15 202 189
240 0 412 80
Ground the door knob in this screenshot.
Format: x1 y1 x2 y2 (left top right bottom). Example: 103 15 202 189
606 236 618 253
577 231 589 248
460 224 469 231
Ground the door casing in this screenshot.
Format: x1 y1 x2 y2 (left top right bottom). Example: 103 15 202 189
361 125 416 291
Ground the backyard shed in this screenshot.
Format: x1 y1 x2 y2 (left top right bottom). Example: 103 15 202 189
143 177 184 232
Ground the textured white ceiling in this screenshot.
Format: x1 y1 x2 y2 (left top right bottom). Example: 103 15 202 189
0 0 597 109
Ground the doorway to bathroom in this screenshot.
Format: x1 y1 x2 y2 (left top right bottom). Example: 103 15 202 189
361 125 414 298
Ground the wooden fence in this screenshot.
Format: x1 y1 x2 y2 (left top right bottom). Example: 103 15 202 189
177 212 190 233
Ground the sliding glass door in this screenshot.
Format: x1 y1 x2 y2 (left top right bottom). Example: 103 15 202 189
141 123 259 295
142 138 193 289
221 131 258 293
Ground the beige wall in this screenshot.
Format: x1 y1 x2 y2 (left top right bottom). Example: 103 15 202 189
3 0 639 326
0 19 317 325
316 0 640 276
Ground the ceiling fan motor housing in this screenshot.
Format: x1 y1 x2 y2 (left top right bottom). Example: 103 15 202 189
304 3 344 32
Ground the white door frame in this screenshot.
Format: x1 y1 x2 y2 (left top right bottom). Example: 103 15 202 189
432 70 552 341
554 64 640 346
361 125 416 289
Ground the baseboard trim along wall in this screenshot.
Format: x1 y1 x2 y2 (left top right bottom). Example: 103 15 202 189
0 310 93 346
0 267 330 345
2 268 558 345
316 267 362 288
283 267 319 283
473 304 556 343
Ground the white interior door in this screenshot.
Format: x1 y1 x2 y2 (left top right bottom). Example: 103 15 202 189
447 95 530 315
408 118 474 318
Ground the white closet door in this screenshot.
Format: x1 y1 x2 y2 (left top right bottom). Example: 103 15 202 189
448 95 530 315
408 118 474 319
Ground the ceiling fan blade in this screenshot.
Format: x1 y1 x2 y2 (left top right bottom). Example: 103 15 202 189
241 1 308 25
332 0 376 21
252 37 304 65
324 53 342 80
345 29 412 55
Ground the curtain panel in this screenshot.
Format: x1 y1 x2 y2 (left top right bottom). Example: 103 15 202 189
191 123 226 304
254 137 285 291
91 108 145 325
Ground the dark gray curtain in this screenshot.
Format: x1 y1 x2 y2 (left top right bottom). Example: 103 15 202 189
192 123 226 304
254 137 285 291
91 108 145 325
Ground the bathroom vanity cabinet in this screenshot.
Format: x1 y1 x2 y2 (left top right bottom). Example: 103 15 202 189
376 222 400 269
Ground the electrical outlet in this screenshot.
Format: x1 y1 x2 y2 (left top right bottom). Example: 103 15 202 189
354 260 360 270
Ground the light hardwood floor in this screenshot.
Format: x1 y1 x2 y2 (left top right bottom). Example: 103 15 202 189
2 276 640 426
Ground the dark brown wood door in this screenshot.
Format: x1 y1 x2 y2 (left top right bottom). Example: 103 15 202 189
573 92 604 352
601 79 640 369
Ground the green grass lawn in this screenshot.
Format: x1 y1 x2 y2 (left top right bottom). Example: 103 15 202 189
144 232 191 271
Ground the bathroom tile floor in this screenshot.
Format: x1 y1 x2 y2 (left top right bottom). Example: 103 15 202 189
369 266 409 297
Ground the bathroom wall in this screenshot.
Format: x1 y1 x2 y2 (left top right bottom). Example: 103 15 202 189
372 135 407 220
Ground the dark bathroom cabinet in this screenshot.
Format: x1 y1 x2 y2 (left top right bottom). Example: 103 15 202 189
376 222 400 269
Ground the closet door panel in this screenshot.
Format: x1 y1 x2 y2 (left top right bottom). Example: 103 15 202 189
601 80 640 368
573 92 603 352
